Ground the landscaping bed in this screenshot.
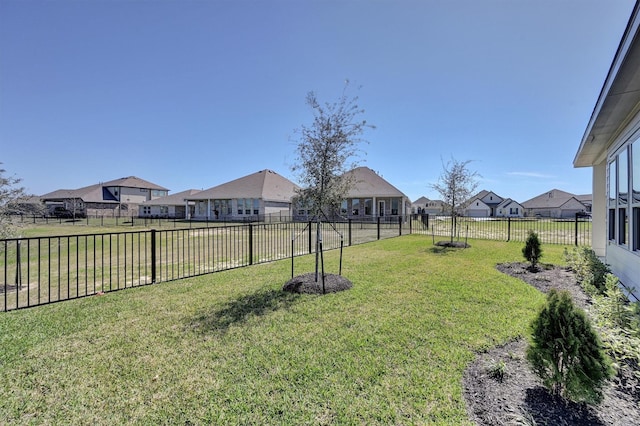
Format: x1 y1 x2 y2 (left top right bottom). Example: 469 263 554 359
464 262 640 425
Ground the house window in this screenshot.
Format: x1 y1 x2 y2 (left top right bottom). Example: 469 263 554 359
633 141 640 251
253 199 259 215
619 208 628 245
364 199 372 215
618 148 629 245
609 208 616 241
619 148 629 205
608 159 617 241
352 199 360 216
391 199 399 215
340 200 348 215
634 207 640 251
510 207 519 215
245 198 252 215
237 199 244 215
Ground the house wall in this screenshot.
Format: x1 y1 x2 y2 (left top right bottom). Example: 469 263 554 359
606 244 640 301
601 111 640 301
496 204 524 218
466 200 490 217
479 193 502 205
119 187 151 204
558 198 588 218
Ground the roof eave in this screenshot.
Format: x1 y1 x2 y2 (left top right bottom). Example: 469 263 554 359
575 2 640 168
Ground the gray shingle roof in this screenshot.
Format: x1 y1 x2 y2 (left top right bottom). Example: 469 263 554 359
188 170 300 202
102 176 168 191
342 167 408 198
40 176 168 203
522 189 583 209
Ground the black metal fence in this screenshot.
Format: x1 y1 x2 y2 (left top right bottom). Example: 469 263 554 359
1 215 591 311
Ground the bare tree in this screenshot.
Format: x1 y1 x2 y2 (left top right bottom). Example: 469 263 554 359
0 164 29 239
430 158 480 243
291 81 374 285
292 82 373 218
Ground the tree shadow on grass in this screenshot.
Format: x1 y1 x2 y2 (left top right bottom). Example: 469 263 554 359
190 288 301 333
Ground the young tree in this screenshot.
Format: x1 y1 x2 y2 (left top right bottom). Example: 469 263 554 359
0 164 29 239
292 82 373 217
291 81 374 286
527 289 613 404
522 230 543 270
430 158 479 243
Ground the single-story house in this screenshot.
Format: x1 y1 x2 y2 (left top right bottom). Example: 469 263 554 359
139 189 201 219
186 169 300 221
40 176 169 217
411 196 445 215
334 167 411 220
496 198 525 218
463 190 505 217
521 189 590 218
574 1 640 300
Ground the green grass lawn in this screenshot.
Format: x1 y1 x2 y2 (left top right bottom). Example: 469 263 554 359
0 236 567 425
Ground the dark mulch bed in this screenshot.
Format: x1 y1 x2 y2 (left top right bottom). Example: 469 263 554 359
463 262 640 426
283 273 352 294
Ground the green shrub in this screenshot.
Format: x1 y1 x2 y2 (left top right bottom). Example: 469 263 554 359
527 289 613 403
522 230 542 269
591 274 640 374
563 246 610 295
486 359 507 382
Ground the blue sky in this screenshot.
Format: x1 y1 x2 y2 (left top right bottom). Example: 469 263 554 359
0 0 636 203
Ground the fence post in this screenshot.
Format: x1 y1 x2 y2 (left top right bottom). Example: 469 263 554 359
377 216 381 240
575 213 579 246
15 240 21 289
348 219 352 246
398 216 402 236
249 223 254 265
308 221 312 254
507 217 511 242
151 229 157 284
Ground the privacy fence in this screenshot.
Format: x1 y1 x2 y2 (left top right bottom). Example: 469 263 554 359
1 214 591 311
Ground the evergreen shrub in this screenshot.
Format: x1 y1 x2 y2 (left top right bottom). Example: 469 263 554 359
522 230 542 270
527 289 613 404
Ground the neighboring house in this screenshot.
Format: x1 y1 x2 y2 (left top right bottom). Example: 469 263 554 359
463 190 504 217
574 1 640 300
576 194 593 213
186 169 300 221
496 198 525 218
464 198 492 217
41 176 169 217
521 189 589 219
139 189 201 219
411 196 445 215
335 167 411 220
